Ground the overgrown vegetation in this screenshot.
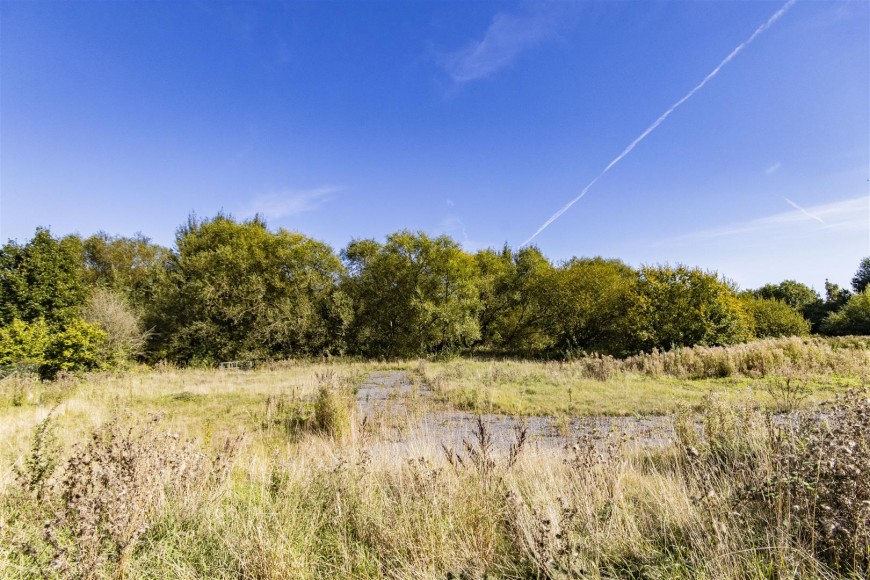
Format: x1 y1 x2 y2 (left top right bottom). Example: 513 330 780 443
2 216 866 370
415 336 869 416
0 362 867 578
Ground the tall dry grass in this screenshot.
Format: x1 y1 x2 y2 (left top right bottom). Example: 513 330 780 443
0 349 868 578
1 408 866 576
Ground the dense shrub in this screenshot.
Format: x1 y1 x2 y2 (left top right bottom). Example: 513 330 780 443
637 265 753 350
145 215 348 363
742 296 811 338
0 319 49 369
4 221 866 365
821 290 870 336
40 319 109 379
0 228 87 325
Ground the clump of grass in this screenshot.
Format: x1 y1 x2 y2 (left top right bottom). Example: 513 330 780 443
0 372 35 408
314 370 354 441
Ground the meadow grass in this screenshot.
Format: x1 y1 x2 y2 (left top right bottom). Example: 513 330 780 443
0 337 868 578
419 336 868 416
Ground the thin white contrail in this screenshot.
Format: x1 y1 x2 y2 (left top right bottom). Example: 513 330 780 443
784 197 826 224
520 0 797 248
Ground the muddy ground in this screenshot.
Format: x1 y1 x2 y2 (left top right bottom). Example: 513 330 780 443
355 371 675 453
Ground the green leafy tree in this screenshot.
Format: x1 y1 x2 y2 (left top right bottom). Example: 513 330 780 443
342 231 480 357
824 280 852 309
851 257 870 294
753 280 821 312
0 229 87 325
82 232 170 306
148 214 347 363
741 296 810 338
638 265 753 350
474 246 554 354
821 290 870 336
544 257 643 357
796 279 852 333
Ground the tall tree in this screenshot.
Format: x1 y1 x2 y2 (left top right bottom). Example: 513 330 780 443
474 246 554 354
342 231 480 357
821 290 870 336
0 228 87 325
147 214 346 363
638 265 752 350
82 232 170 306
851 257 870 294
753 280 821 312
544 257 643 357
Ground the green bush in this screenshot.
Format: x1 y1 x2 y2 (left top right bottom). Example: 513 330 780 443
40 319 109 379
742 296 810 338
821 290 870 336
0 317 111 379
638 265 753 350
0 318 49 368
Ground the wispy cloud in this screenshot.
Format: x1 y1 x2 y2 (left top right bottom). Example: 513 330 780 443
241 187 341 220
438 216 469 242
440 5 573 85
783 197 826 224
661 196 866 246
765 162 782 175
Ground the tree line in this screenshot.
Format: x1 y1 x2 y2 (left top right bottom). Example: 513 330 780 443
1 214 867 376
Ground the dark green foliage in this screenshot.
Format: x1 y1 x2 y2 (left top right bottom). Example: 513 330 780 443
753 280 826 332
851 256 870 293
146 214 347 363
82 232 170 304
474 246 553 354
0 228 87 325
823 280 852 311
342 231 480 357
821 290 870 336
804 280 853 334
6 217 861 367
753 280 820 311
544 257 642 357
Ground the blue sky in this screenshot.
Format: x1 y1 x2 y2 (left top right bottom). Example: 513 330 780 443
1 0 867 292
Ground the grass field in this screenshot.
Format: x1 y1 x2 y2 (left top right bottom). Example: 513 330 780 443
420 336 869 416
1 337 868 578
